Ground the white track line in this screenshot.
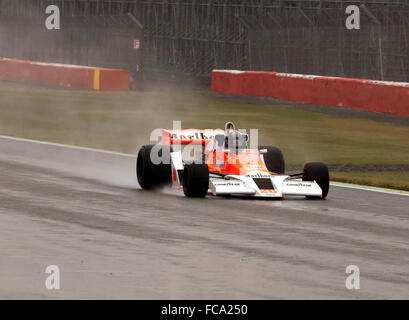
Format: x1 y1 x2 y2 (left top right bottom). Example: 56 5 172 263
331 182 409 197
1 135 408 197
0 135 135 158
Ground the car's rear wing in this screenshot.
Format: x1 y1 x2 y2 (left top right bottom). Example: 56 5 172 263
162 129 224 146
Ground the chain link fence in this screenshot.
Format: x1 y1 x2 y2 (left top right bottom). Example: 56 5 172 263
1 0 409 83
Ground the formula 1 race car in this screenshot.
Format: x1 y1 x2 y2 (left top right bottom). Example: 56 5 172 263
136 122 329 199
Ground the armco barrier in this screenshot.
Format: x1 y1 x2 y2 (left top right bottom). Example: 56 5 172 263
0 58 130 91
211 70 409 117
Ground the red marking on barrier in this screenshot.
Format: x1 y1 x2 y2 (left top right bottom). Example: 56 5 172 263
0 58 130 91
211 70 409 117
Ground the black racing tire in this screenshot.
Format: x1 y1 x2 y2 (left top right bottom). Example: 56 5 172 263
302 162 330 199
183 164 209 198
258 146 285 174
136 144 172 190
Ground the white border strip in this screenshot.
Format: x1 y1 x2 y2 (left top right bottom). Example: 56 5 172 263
331 181 409 197
1 135 409 197
212 69 409 87
0 135 135 158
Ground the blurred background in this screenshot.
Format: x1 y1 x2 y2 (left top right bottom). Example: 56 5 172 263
1 0 409 84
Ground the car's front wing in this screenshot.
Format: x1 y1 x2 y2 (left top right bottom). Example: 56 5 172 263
209 173 323 198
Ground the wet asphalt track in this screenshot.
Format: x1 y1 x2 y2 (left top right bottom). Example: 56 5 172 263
0 136 408 299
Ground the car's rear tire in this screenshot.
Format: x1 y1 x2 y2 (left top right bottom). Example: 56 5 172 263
258 146 285 174
302 162 330 199
137 144 172 190
183 164 209 198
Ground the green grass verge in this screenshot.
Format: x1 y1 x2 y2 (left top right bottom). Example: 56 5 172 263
1 80 408 190
331 172 409 192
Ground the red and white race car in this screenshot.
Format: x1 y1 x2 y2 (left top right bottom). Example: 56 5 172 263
137 122 329 199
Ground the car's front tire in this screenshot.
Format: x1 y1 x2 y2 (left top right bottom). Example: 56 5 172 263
258 146 285 174
183 163 209 198
137 144 172 190
302 162 330 199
